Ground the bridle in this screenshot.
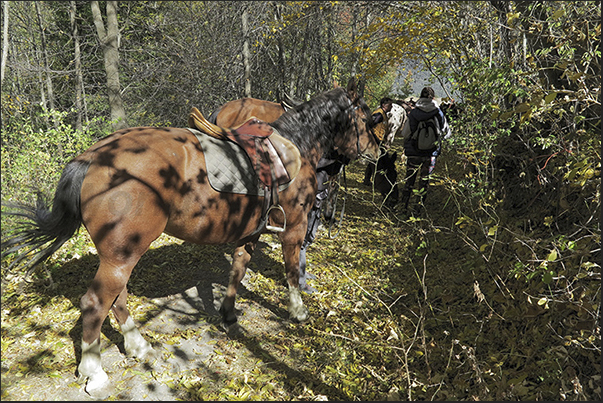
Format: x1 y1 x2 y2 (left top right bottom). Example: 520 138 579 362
347 98 368 160
326 99 365 239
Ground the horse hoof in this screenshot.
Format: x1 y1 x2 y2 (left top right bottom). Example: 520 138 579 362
222 321 244 337
83 370 111 399
129 341 153 360
219 305 238 327
290 306 310 323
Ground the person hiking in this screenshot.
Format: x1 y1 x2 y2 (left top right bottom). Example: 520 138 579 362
399 86 452 215
299 150 349 293
363 97 393 185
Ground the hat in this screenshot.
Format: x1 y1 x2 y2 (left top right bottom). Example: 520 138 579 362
420 87 435 99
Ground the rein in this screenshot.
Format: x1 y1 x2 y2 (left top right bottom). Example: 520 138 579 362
327 166 347 239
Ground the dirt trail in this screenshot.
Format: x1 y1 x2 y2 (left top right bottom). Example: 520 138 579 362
2 238 300 401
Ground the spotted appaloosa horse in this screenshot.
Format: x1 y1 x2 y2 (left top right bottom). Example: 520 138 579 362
382 102 409 150
1 79 379 395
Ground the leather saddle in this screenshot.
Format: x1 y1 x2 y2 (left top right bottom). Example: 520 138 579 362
188 107 301 189
188 107 301 233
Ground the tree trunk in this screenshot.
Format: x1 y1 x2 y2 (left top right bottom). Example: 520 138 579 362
350 5 358 79
242 7 251 98
91 0 128 130
295 19 311 99
35 1 55 113
490 1 513 109
1 1 8 83
275 3 287 101
515 1 563 89
70 1 87 131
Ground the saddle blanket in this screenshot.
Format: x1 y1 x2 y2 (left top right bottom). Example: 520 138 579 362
188 128 293 196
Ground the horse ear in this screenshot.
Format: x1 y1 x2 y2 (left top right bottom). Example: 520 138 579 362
346 78 358 101
358 78 366 98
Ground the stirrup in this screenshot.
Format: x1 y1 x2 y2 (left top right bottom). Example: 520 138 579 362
266 204 286 232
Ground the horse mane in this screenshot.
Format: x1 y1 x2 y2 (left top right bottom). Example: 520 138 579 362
271 87 367 156
207 106 221 124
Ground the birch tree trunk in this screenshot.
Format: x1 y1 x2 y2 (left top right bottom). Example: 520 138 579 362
1 1 8 84
70 1 87 131
275 3 287 101
91 0 128 130
242 7 251 98
35 2 55 113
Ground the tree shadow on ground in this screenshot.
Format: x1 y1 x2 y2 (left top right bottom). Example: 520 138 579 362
13 236 341 399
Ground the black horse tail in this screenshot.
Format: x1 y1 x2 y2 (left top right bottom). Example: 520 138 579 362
1 159 91 276
207 106 221 125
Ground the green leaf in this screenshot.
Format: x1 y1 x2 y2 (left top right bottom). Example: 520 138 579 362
514 102 531 113
542 270 555 284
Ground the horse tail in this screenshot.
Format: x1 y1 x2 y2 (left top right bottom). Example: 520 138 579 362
207 107 222 125
1 159 91 275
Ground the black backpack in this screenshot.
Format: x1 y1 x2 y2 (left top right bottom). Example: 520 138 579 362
412 115 441 151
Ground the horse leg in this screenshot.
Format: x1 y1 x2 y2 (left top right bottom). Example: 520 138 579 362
220 238 259 326
111 285 153 359
78 261 137 393
77 229 163 393
282 242 309 322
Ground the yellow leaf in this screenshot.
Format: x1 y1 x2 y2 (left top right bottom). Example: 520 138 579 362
520 110 532 124
547 250 557 261
544 92 557 104
507 12 520 24
551 8 565 20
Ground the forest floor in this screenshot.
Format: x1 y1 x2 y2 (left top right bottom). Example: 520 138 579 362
1 235 328 401
2 149 600 401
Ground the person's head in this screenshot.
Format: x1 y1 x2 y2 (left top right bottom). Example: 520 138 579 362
420 87 435 99
380 97 393 112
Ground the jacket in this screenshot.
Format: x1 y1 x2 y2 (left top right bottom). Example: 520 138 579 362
371 107 388 142
400 98 451 157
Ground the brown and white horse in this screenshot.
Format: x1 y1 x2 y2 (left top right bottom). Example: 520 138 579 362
1 79 378 395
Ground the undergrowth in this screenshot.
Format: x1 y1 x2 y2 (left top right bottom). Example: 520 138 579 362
1 109 600 401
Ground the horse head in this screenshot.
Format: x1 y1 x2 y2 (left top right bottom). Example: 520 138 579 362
272 78 379 167
331 78 380 162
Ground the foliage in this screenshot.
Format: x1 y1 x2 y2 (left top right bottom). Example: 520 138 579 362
1 1 600 401
1 106 107 204
1 152 600 400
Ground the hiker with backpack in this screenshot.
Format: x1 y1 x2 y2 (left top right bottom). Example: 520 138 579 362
399 86 452 215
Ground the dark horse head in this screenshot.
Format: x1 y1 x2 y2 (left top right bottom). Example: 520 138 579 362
374 151 399 208
271 80 378 165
